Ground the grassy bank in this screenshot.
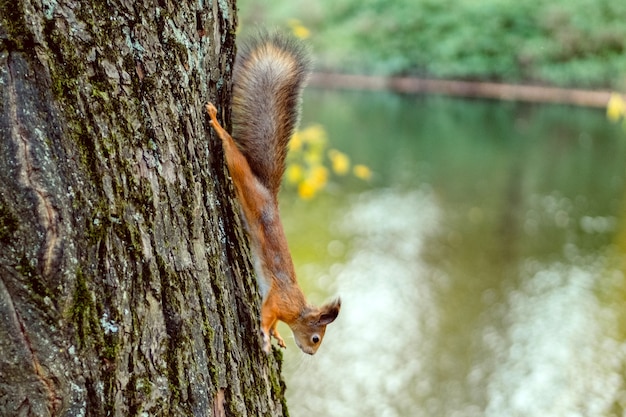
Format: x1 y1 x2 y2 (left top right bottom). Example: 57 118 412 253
239 0 626 89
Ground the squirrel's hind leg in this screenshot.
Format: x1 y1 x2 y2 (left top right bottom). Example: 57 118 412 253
270 323 287 349
206 102 265 213
261 307 287 352
260 323 286 353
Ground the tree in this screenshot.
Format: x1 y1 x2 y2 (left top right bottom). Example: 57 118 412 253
0 1 288 415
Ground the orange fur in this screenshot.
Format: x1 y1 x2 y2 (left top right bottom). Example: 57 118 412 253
206 102 340 354
205 34 340 355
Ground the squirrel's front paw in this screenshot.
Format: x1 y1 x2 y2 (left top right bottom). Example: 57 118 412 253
205 102 218 118
271 329 287 349
276 337 286 349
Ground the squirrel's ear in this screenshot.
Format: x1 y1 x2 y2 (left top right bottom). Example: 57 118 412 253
317 297 341 325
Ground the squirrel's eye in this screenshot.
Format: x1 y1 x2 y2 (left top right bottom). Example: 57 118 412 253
312 335 320 344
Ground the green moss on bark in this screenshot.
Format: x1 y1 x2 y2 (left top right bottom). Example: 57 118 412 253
0 0 35 51
70 268 100 348
0 202 18 243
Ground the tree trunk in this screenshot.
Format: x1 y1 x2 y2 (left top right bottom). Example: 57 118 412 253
0 1 288 416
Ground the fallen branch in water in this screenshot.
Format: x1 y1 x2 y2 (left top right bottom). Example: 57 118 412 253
309 72 613 108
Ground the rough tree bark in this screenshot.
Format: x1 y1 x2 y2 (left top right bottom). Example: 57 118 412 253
0 1 288 416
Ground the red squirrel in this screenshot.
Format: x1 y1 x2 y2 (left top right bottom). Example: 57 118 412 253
206 33 341 355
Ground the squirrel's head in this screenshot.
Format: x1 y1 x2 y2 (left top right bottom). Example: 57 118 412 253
290 298 341 355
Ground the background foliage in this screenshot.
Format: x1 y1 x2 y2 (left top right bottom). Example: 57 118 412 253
239 0 626 88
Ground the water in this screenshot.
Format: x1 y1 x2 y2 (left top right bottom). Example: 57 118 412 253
278 89 626 417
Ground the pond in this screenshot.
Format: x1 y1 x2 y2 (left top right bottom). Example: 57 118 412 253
277 89 626 417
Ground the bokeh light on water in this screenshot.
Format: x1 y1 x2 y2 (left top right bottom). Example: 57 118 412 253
279 90 626 417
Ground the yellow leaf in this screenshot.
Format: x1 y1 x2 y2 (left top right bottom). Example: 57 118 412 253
288 19 311 40
328 149 350 175
353 164 372 181
298 180 317 200
289 131 303 152
304 147 324 166
309 165 329 188
607 93 626 122
300 124 327 145
285 164 304 184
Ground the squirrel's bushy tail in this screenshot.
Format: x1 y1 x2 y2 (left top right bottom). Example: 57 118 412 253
231 32 311 196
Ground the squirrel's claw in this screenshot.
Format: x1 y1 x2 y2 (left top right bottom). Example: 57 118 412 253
206 102 218 118
261 326 287 352
274 334 287 349
270 327 287 349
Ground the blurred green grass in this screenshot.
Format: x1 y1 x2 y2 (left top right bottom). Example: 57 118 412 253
238 0 626 89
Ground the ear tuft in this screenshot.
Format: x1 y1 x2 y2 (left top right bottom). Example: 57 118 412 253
317 297 341 325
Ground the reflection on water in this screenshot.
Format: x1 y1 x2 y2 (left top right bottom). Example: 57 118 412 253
485 260 623 416
283 189 441 417
279 91 626 417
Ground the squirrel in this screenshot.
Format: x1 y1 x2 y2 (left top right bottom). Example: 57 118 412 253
206 32 341 355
